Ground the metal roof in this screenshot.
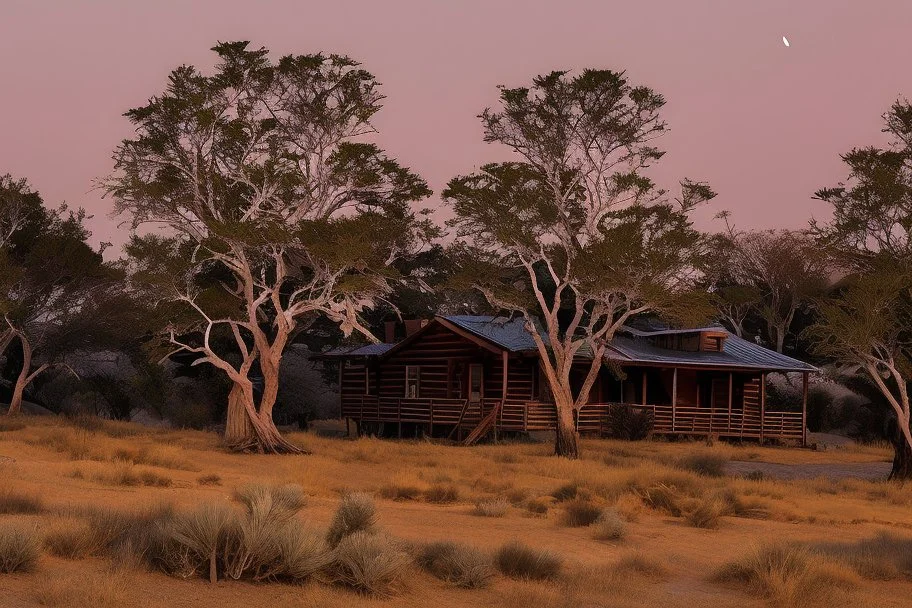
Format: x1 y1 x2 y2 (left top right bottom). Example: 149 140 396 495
442 315 540 352
319 315 816 373
607 334 817 372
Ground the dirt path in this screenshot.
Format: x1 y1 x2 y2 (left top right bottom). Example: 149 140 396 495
726 460 892 481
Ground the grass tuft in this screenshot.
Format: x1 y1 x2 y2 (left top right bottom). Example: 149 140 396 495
472 497 509 518
331 531 409 596
0 521 41 573
416 540 494 588
561 498 602 527
326 493 377 548
423 483 460 504
0 486 44 514
592 508 626 541
495 540 562 581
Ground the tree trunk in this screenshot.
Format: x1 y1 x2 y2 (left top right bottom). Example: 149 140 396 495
554 399 580 459
223 381 307 455
889 428 912 481
224 383 255 446
6 333 32 416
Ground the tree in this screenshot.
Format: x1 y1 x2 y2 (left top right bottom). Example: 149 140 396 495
105 42 434 453
444 70 714 459
0 175 122 415
710 215 830 352
810 100 912 479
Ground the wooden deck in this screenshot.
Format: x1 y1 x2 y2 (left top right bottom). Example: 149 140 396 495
342 396 806 443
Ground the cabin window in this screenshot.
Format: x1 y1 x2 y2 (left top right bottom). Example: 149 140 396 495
468 364 483 402
405 366 421 398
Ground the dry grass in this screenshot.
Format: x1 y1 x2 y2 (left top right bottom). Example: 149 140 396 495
416 541 494 588
423 483 460 504
326 493 377 548
472 497 509 517
561 498 602 527
92 460 173 487
0 486 44 514
331 531 410 596
34 571 131 608
714 543 859 607
495 541 562 581
592 508 626 541
813 533 912 580
43 519 96 559
0 521 40 573
197 473 222 486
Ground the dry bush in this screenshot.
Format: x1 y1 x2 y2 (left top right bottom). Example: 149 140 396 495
472 497 509 518
72 501 177 560
166 501 237 580
423 483 459 504
684 495 728 529
197 473 222 486
234 483 306 520
0 486 44 514
524 496 551 517
273 524 332 581
639 483 685 516
326 493 377 548
33 571 130 608
614 492 644 522
112 445 196 471
676 451 728 477
43 519 96 559
0 521 40 573
92 460 173 487
42 428 102 461
592 508 626 541
379 476 426 501
495 541 562 581
416 540 494 588
550 482 579 502
562 498 602 527
813 533 912 580
331 531 410 596
714 544 859 607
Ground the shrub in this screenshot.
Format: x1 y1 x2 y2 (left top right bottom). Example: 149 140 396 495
592 508 626 541
615 551 667 578
677 452 728 477
0 521 40 573
332 531 409 596
273 524 332 581
326 493 377 548
234 483 306 522
44 520 96 559
604 405 653 440
639 484 684 516
423 484 459 504
813 533 912 581
495 541 562 580
0 487 44 514
714 544 859 607
92 461 173 487
684 495 727 529
472 498 508 518
562 498 602 527
525 496 551 516
379 480 424 501
550 482 579 502
416 541 494 588
614 492 644 522
167 502 237 580
197 474 222 486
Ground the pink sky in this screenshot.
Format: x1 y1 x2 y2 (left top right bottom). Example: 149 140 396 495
2 1 910 252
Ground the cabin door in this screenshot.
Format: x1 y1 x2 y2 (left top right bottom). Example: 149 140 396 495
468 364 484 402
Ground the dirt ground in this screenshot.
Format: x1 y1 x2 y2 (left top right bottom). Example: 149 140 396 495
1 417 911 608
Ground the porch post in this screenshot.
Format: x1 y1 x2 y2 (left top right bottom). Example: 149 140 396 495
760 372 766 443
802 371 809 447
641 370 647 406
671 368 678 432
498 350 508 441
728 372 733 432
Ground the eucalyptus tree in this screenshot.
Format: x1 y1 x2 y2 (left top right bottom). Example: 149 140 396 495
106 42 433 453
809 100 912 479
444 70 714 459
0 175 120 415
711 216 830 352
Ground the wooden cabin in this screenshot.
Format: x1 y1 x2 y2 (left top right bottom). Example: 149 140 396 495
319 315 816 445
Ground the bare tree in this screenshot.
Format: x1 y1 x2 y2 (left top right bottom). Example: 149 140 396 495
445 70 714 459
106 42 433 453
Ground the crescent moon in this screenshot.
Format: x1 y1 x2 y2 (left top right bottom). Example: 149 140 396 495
782 36 790 47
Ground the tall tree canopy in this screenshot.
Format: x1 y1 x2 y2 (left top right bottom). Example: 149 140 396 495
1 175 123 415
105 42 434 453
707 218 830 353
444 70 714 459
810 100 912 479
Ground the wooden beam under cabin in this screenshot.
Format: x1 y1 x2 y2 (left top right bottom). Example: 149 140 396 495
802 371 809 447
